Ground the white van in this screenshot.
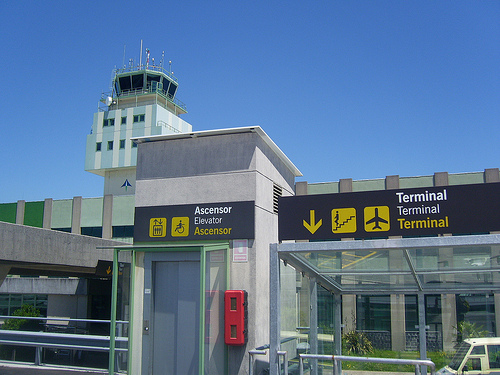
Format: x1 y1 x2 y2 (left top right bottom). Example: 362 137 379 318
437 338 500 374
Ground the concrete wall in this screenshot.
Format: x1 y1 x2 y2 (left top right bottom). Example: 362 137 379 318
0 221 122 273
133 129 298 374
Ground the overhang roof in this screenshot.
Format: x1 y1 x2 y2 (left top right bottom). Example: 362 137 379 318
276 234 500 295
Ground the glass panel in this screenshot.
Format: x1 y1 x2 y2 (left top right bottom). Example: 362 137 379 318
167 82 177 97
488 345 500 369
119 76 131 91
450 341 470 370
36 295 48 317
280 264 308 364
10 295 22 312
405 294 418 331
204 248 227 375
471 345 485 355
22 294 35 305
318 286 335 355
456 293 496 339
162 78 171 96
131 74 143 90
115 253 131 372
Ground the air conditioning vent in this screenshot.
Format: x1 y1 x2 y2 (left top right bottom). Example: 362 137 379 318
273 183 282 214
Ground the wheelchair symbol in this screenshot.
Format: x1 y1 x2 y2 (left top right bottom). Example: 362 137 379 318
171 217 189 237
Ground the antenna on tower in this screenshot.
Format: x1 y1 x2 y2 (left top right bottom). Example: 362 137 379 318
139 39 143 68
160 51 165 69
122 45 126 69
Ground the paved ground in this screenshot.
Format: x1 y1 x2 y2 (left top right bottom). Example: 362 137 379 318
0 364 106 375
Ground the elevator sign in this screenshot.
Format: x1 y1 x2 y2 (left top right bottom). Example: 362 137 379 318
278 182 500 241
134 201 255 242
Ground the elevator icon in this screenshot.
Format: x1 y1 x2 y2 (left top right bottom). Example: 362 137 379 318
149 218 167 237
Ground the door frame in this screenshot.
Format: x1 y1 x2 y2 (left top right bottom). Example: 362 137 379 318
109 242 230 375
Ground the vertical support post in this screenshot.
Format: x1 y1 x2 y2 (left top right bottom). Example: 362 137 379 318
128 249 136 374
334 294 342 375
199 247 207 375
102 194 113 239
418 293 427 375
35 346 42 366
109 248 119 374
310 277 318 375
269 244 281 375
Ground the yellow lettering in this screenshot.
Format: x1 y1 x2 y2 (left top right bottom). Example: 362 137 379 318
397 216 449 230
194 227 233 236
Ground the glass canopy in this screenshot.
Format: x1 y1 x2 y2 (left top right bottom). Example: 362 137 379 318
276 234 500 295
268 234 500 375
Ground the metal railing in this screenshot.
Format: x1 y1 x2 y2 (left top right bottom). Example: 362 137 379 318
115 65 178 82
0 316 128 370
249 349 288 375
157 120 182 134
99 85 187 113
298 353 436 375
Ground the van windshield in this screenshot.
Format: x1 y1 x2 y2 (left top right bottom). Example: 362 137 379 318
450 342 471 370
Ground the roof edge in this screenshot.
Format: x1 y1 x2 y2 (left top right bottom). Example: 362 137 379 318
132 126 302 177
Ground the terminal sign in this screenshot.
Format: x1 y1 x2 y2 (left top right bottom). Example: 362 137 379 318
278 182 500 241
135 201 255 242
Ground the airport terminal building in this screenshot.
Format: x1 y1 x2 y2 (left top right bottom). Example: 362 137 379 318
0 57 499 374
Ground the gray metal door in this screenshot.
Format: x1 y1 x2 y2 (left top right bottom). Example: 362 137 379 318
145 252 201 375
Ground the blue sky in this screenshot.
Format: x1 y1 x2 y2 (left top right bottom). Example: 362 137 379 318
0 1 498 203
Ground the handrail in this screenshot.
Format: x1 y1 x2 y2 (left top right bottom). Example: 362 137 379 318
0 315 128 325
0 317 129 369
0 330 128 351
299 353 436 375
249 349 288 375
249 349 267 375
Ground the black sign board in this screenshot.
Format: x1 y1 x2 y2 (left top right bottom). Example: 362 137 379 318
95 260 113 278
134 201 255 242
279 182 500 241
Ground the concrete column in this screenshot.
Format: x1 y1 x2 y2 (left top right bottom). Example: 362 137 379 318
71 196 82 234
342 295 357 332
391 294 406 351
102 194 113 239
442 294 457 352
0 265 11 287
16 200 25 224
339 178 353 193
434 172 449 187
485 168 500 183
43 198 53 229
295 181 308 196
340 179 354 241
389 250 406 351
385 175 400 190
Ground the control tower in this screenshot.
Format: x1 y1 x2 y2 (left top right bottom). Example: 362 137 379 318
85 50 193 196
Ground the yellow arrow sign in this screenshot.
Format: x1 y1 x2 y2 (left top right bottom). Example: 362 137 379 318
303 210 322 234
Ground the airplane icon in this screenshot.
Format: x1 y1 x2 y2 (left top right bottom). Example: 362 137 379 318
121 179 133 191
365 206 390 231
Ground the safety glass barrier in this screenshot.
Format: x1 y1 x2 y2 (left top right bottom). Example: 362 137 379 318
273 235 500 375
110 249 132 374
